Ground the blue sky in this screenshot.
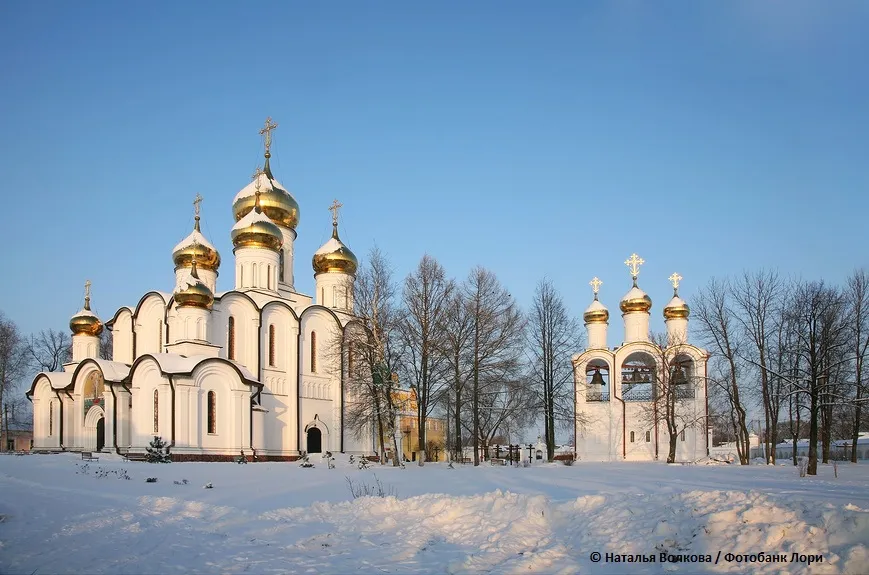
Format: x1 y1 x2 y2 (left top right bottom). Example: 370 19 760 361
1 1 867 344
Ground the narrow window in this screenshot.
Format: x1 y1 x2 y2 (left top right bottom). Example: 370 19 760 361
267 265 272 290
310 331 317 373
153 389 159 433
49 402 53 436
630 431 635 443
157 319 162 351
240 265 244 287
279 251 285 282
645 431 651 443
207 391 216 434
681 429 686 442
320 287 324 305
228 317 236 360
252 263 258 287
332 287 337 308
345 286 350 309
348 341 354 374
269 324 276 367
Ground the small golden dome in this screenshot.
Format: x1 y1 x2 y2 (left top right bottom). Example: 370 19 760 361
175 262 214 309
313 224 358 276
664 294 690 320
231 191 284 252
172 221 221 273
70 283 103 336
584 298 609 324
232 159 299 229
620 283 652 314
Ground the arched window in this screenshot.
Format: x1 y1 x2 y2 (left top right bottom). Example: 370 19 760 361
153 389 159 433
680 429 686 442
320 288 325 305
269 324 276 367
310 331 317 373
207 391 216 434
348 341 354 375
227 317 236 360
267 265 272 290
240 265 244 287
252 263 258 287
630 431 635 443
49 402 53 436
279 251 285 283
645 431 651 442
345 286 350 309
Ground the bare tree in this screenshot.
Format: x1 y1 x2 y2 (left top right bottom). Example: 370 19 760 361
692 278 751 464
790 281 849 475
344 247 405 466
99 327 113 361
846 269 869 463
400 254 454 466
732 270 783 463
441 290 473 462
28 329 72 372
526 278 581 460
463 267 525 466
0 313 29 451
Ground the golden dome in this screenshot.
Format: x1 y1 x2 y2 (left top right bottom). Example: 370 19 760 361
583 298 609 324
232 159 299 229
175 262 214 309
231 191 284 252
620 283 652 314
664 294 690 320
70 283 103 336
172 220 221 273
313 224 358 276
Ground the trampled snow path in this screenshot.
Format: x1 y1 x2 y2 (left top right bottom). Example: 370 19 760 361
1 454 868 574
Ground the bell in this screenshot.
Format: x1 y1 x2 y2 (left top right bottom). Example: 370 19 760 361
590 368 606 386
673 365 688 385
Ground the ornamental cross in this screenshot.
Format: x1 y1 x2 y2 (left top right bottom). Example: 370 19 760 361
252 166 264 191
329 199 343 227
84 280 91 299
589 277 603 295
259 117 278 154
193 193 203 218
669 272 683 291
624 253 645 279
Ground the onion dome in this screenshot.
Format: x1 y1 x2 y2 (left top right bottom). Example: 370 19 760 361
232 122 299 229
663 273 689 320
174 259 214 309
620 283 652 314
231 187 284 252
70 281 103 336
313 206 358 276
583 277 609 324
172 196 220 272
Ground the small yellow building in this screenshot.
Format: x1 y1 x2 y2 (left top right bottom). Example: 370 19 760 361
382 389 447 462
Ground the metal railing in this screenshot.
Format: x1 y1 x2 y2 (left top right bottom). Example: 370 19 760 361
586 391 610 402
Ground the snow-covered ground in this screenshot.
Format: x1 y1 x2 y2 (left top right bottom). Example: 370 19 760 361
1 454 867 574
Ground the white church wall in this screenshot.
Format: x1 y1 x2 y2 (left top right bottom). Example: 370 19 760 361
134 295 167 357
195 362 250 455
129 358 167 449
213 294 260 375
113 309 134 364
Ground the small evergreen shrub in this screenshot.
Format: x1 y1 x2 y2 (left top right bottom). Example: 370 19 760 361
146 436 171 463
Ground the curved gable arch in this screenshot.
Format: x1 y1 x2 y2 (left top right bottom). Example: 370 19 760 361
132 291 168 320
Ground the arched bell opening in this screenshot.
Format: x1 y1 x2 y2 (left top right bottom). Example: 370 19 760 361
585 360 610 402
671 354 695 399
621 352 656 402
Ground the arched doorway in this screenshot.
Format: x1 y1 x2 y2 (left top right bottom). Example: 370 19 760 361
96 417 105 452
307 428 322 454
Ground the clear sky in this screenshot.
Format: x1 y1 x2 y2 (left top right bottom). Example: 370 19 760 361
1 1 867 345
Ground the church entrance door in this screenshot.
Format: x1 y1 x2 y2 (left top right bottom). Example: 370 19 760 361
306 428 322 454
96 417 105 452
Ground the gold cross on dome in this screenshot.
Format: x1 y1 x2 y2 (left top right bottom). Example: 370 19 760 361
252 166 264 191
669 272 683 291
193 193 203 218
329 199 343 227
624 253 645 279
590 277 602 295
259 117 278 154
84 279 91 299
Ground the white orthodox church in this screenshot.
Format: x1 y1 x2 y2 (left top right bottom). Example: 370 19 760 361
573 255 711 462
26 118 375 461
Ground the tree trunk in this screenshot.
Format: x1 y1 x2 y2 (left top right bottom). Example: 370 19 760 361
808 383 819 476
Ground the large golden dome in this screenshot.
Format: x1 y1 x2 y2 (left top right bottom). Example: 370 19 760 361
172 221 220 273
232 159 299 229
175 262 214 309
620 284 652 314
313 224 358 276
231 192 284 252
70 283 103 336
664 294 690 320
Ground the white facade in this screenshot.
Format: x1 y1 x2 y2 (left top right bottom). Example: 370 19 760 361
574 268 709 462
27 132 374 461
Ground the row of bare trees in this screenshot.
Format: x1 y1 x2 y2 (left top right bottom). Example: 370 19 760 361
693 270 869 474
340 250 580 466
